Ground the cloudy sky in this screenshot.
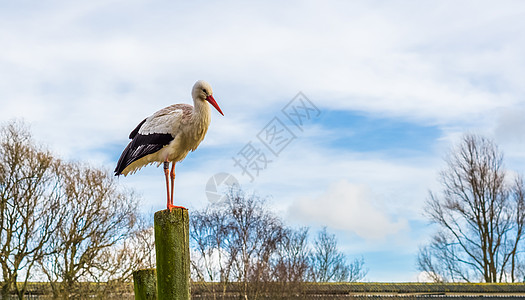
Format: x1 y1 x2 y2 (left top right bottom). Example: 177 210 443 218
2 0 525 281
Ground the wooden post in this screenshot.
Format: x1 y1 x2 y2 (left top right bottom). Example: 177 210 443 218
133 268 157 300
154 208 190 300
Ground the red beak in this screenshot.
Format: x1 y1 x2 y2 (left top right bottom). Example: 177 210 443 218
206 95 224 116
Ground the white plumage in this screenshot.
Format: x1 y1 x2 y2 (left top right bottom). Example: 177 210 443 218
115 80 223 210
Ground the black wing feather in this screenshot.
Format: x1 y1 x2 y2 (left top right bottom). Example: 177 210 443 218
114 133 173 176
129 118 147 139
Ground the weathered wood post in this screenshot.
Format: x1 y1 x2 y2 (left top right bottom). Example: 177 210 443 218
154 208 190 300
133 268 157 300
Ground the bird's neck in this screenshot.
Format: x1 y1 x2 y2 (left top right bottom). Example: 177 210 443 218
191 97 211 127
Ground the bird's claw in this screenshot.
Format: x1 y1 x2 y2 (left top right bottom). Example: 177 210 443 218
167 204 187 211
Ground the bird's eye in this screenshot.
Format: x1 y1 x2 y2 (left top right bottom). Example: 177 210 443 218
202 88 207 94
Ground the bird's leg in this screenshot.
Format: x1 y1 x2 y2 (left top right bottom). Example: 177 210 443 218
170 162 175 207
164 161 171 210
168 162 187 210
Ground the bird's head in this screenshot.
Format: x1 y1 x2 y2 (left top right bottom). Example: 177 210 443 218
192 80 224 116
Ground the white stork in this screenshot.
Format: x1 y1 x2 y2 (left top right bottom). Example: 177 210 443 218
115 80 224 210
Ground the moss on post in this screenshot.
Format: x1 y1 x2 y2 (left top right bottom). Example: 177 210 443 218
154 208 190 300
133 268 157 300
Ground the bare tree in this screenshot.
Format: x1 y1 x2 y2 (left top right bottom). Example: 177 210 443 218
273 227 310 283
190 187 286 299
310 227 367 282
226 188 285 287
191 187 368 300
418 134 525 282
190 207 233 283
95 218 156 296
0 121 62 299
124 220 156 272
100 217 155 278
0 121 148 298
38 161 139 298
191 206 236 300
270 227 311 298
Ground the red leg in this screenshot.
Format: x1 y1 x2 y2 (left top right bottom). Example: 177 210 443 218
164 161 170 210
170 162 175 207
167 162 186 210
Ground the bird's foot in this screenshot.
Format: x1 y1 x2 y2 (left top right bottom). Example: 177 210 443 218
167 203 187 211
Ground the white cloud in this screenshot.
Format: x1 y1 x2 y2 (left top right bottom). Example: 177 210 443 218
2 1 524 131
494 108 525 145
416 271 443 283
287 180 408 240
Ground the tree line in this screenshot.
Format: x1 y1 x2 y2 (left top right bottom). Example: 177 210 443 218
0 121 156 299
0 121 366 299
3 119 523 300
190 187 367 298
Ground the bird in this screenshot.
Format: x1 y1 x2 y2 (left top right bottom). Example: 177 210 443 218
114 80 224 210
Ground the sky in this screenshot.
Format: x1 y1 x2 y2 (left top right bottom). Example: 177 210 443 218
1 0 525 282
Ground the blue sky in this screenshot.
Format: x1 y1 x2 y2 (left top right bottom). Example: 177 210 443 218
2 0 525 282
